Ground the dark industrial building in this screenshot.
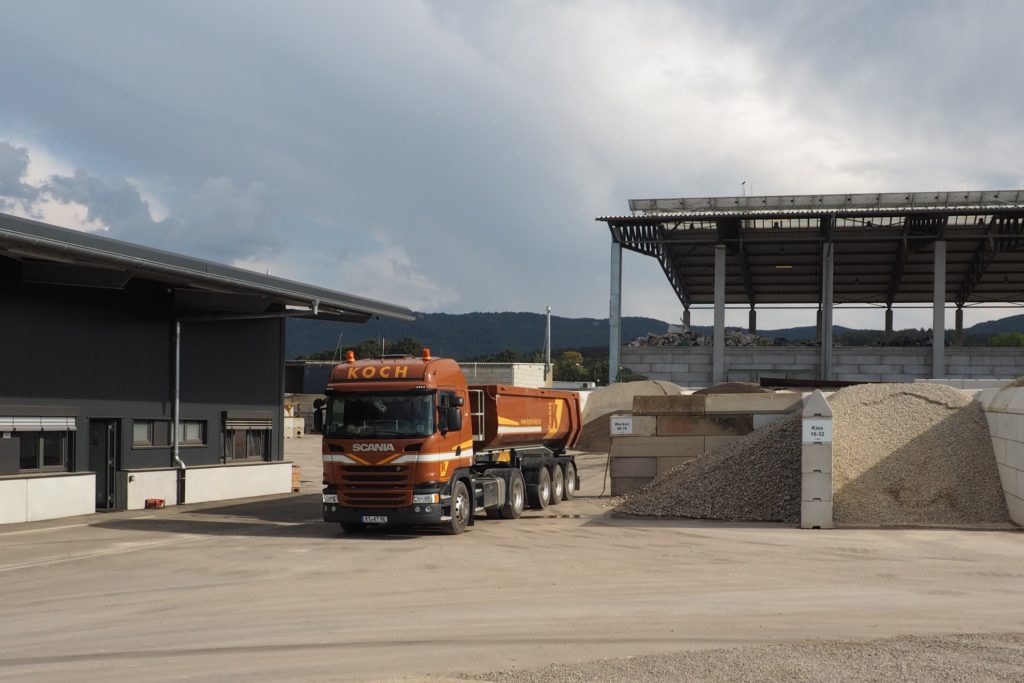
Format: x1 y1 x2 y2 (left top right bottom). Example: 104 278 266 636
0 212 413 524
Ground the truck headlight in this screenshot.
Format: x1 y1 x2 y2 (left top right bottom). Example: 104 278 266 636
323 494 338 504
412 493 439 504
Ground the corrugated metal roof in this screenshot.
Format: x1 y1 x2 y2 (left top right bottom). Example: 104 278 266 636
598 190 1024 307
0 212 415 322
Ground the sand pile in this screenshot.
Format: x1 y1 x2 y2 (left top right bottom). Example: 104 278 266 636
575 380 684 453
615 383 1010 527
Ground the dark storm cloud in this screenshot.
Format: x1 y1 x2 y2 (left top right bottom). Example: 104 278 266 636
0 142 37 201
0 1 1022 323
41 170 280 264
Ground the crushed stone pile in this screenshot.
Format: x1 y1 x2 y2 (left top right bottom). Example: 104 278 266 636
614 413 802 523
831 383 1008 526
628 327 786 348
615 383 1010 527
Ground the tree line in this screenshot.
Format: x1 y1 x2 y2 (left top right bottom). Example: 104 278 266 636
297 339 646 385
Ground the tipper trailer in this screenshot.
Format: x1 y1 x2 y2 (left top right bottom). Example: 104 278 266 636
314 349 582 534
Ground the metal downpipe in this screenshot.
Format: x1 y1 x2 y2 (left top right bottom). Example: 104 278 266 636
173 320 186 503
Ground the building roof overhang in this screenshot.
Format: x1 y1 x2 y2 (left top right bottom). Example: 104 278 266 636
0 212 415 322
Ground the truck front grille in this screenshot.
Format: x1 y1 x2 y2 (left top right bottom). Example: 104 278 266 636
338 465 412 507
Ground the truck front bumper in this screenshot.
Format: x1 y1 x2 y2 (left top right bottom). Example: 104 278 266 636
323 503 447 526
322 487 449 526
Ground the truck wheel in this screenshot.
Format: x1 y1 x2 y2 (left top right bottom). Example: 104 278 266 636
527 467 551 509
340 522 365 533
442 480 471 535
499 470 526 519
549 465 563 506
562 462 577 500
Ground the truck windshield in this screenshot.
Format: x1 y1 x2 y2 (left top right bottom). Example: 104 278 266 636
324 392 435 438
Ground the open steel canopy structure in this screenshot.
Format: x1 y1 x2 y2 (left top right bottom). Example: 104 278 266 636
598 190 1024 383
0 212 415 323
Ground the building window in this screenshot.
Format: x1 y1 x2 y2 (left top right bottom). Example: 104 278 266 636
177 420 206 446
225 428 270 461
132 421 155 447
132 420 205 448
223 413 273 463
17 431 70 472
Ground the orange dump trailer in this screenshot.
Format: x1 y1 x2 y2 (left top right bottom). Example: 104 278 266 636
469 384 581 452
315 351 582 535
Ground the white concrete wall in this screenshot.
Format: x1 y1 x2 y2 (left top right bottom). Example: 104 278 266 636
0 473 95 524
623 346 1024 385
184 462 292 504
458 363 547 388
979 386 1024 525
119 469 179 510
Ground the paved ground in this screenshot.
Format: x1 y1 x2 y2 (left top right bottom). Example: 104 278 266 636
1 438 1023 681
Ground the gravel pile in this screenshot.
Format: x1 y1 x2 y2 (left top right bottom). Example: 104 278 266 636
614 412 802 523
453 632 1024 682
831 383 1008 526
614 382 1009 527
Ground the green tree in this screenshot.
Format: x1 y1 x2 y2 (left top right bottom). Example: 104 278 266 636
988 332 1024 347
553 350 589 382
389 336 424 356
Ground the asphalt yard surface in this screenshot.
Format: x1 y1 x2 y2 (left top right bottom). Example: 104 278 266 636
1 439 1023 681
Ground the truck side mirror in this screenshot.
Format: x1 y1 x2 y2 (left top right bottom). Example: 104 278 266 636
447 406 462 432
313 398 325 433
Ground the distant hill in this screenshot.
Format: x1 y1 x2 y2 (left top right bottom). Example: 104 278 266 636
286 312 671 360
285 312 1024 361
963 313 1024 335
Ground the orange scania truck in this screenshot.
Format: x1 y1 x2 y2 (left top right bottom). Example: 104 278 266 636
313 349 582 534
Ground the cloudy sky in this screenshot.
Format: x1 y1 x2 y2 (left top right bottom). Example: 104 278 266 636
1 1 1022 331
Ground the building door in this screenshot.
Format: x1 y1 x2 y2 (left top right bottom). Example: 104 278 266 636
89 419 119 509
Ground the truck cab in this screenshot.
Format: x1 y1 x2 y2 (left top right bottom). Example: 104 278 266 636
316 349 580 535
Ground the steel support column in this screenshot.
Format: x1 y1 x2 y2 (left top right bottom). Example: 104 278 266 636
955 306 964 347
713 244 726 384
885 306 893 339
609 240 623 384
820 243 834 381
748 305 757 335
933 240 946 378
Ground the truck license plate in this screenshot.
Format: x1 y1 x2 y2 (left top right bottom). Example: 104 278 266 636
361 515 388 524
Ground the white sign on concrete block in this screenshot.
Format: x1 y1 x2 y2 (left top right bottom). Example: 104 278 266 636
801 390 834 530
802 418 833 444
610 416 633 436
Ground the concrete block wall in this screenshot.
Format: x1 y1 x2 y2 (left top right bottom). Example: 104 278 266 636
458 363 546 388
608 391 801 495
0 473 95 524
622 346 1024 385
117 469 179 510
184 461 292 504
978 386 1024 525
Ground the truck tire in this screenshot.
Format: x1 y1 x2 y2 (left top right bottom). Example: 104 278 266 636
527 466 551 509
340 521 366 533
499 469 526 519
562 462 577 500
549 465 563 506
442 480 471 535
